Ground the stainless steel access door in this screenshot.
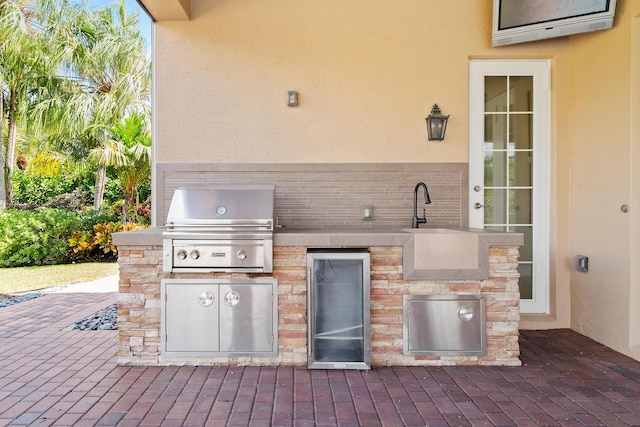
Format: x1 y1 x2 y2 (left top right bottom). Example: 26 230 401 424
165 283 220 353
403 295 486 356
161 278 278 357
219 283 274 353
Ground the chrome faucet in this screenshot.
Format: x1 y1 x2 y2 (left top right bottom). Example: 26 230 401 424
412 182 432 228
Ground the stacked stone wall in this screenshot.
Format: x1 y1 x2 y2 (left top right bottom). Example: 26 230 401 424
117 245 520 366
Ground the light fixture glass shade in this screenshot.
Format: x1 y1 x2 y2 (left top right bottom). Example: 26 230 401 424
426 104 449 141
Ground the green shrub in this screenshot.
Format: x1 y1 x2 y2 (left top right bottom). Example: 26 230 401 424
0 208 123 268
13 170 94 206
0 208 81 267
103 176 124 206
13 169 136 210
5 169 151 267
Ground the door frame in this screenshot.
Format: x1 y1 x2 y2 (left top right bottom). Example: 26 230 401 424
468 60 551 314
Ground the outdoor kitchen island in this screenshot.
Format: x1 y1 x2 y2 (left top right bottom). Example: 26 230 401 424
113 227 523 367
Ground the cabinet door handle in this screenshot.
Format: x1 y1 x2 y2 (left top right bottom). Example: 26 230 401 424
224 291 240 307
197 291 215 307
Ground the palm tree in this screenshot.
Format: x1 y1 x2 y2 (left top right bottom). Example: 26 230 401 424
0 0 24 209
95 112 151 223
0 0 72 207
27 0 150 211
1 0 44 207
2 0 150 211
64 1 151 210
0 73 5 210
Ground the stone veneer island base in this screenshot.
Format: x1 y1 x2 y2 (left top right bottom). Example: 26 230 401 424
114 228 522 367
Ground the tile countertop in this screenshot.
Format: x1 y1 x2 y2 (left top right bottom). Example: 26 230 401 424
113 226 524 248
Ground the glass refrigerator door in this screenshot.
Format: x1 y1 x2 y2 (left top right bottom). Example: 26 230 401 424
308 251 370 369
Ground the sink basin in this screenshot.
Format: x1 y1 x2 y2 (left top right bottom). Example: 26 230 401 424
402 228 489 280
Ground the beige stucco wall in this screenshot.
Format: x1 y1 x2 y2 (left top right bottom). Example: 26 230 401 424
148 0 640 358
568 2 640 359
631 15 640 361
153 0 570 165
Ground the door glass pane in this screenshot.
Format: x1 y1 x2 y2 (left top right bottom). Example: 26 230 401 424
518 264 533 299
484 116 494 148
509 76 533 111
510 114 533 149
510 225 532 262
485 76 507 112
485 151 532 188
512 225 533 302
484 189 507 225
484 114 508 150
484 151 508 187
509 189 532 224
510 151 532 187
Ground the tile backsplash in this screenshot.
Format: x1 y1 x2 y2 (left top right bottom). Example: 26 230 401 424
156 163 468 229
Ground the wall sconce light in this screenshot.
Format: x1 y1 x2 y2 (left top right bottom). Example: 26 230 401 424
287 91 299 107
425 104 449 141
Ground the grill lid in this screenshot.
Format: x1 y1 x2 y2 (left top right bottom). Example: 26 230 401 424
165 184 275 231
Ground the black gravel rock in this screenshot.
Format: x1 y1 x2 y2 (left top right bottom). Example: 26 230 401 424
73 304 118 330
0 292 45 308
0 284 70 309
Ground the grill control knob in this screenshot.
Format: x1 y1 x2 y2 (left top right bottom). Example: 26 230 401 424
190 250 200 260
176 250 188 260
236 250 247 260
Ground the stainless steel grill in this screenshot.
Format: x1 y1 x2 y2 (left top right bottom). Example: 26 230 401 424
162 184 275 273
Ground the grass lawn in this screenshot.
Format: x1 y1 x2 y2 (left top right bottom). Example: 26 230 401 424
0 262 119 295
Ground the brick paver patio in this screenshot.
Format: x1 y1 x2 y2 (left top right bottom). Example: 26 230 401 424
1 290 640 426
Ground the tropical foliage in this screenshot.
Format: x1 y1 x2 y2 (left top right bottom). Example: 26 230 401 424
0 0 151 268
68 220 145 259
0 0 151 214
0 208 120 267
100 112 151 223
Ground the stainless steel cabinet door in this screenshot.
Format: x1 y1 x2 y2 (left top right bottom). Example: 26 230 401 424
165 283 220 352
404 295 486 356
219 284 273 352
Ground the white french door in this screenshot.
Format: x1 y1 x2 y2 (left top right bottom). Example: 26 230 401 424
469 60 550 314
